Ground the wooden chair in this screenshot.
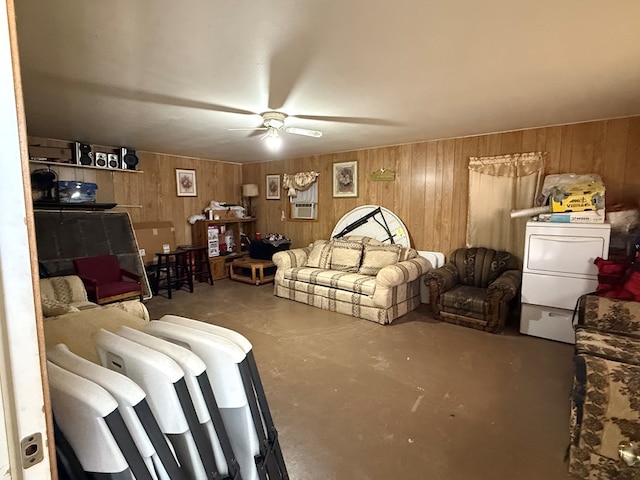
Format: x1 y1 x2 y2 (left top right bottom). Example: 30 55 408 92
73 255 142 305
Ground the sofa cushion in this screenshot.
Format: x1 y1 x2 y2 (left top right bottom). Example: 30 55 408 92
41 298 80 317
305 242 332 268
569 354 640 479
440 285 489 321
43 307 148 363
358 244 402 275
284 267 377 296
329 239 363 273
575 328 640 366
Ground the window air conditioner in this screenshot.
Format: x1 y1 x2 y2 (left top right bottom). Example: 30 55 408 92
291 203 316 219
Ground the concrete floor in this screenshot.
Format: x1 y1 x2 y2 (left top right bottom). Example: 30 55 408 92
145 280 576 480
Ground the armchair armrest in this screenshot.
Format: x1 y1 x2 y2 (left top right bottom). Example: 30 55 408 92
77 275 98 288
487 269 522 302
376 257 431 288
424 263 459 317
120 268 141 282
424 263 459 293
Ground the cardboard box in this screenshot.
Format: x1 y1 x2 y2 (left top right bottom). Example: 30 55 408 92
537 209 605 224
133 221 176 265
210 209 236 220
550 181 605 213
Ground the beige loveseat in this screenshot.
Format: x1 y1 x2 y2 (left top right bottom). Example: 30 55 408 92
40 275 149 362
272 236 432 324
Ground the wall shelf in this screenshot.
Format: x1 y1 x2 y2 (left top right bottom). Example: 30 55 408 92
29 159 143 174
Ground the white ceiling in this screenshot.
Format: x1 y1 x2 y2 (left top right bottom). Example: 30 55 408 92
14 0 640 164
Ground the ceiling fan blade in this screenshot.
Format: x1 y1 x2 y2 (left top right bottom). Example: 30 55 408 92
227 127 268 131
294 114 401 127
283 126 323 138
30 71 257 116
268 31 315 111
250 129 267 138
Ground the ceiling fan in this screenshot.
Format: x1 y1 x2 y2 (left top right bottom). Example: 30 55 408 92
229 111 323 140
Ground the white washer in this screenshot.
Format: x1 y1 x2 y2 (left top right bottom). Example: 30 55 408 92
520 221 611 343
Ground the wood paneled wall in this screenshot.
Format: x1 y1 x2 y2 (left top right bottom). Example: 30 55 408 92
28 137 243 246
242 116 640 256
29 115 640 256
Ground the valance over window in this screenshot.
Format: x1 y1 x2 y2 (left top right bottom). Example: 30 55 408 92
283 171 319 197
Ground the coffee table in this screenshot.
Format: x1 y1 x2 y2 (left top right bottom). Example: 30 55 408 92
229 258 276 285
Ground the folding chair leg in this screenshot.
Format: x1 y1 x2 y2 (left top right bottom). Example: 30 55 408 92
239 356 288 480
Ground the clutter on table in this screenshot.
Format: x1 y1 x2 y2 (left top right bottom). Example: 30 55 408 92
249 233 291 260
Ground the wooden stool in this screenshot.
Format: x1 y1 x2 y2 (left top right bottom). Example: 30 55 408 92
177 245 214 285
229 258 276 285
153 251 193 299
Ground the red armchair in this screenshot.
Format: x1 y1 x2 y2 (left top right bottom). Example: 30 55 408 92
72 255 142 304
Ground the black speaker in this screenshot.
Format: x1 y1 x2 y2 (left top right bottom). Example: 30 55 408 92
73 142 93 166
95 152 108 168
120 148 139 170
107 153 120 169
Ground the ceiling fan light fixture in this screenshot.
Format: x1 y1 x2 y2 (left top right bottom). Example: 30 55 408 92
230 110 322 142
265 127 282 151
262 111 287 130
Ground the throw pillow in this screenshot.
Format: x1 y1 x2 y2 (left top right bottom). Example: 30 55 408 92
50 276 75 304
41 298 80 317
329 240 363 273
398 247 418 261
305 242 333 269
358 244 402 275
342 235 385 246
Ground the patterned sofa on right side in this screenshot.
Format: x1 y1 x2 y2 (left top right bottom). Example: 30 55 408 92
569 295 640 479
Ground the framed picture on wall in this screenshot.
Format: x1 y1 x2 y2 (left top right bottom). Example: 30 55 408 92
332 161 358 197
176 169 197 196
266 174 280 200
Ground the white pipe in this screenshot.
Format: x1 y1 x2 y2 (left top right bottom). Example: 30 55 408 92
509 206 551 219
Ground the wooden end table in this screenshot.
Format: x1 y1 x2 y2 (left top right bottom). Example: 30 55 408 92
229 258 276 285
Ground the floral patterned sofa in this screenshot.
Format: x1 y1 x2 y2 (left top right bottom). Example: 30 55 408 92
272 236 433 324
569 294 640 478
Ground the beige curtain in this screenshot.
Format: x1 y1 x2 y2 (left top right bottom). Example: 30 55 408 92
283 171 319 197
466 152 545 261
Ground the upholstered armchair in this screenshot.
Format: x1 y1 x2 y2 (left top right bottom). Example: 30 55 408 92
73 255 142 305
424 247 521 333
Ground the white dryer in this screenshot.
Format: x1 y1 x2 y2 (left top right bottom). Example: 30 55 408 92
520 221 611 343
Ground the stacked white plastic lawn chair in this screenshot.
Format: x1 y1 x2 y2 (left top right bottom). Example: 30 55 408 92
47 316 288 480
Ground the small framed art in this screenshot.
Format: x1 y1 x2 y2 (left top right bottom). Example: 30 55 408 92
176 169 197 196
333 161 358 197
266 174 280 200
